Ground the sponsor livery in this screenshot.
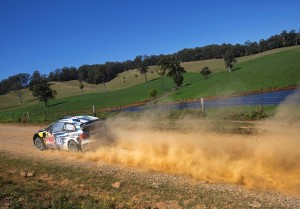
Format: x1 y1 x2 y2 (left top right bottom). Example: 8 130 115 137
33 115 101 152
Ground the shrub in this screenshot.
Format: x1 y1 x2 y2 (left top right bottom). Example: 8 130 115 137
148 88 158 99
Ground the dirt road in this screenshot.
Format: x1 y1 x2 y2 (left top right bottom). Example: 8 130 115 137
1 123 300 208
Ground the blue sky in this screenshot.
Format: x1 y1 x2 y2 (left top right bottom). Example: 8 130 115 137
0 0 299 80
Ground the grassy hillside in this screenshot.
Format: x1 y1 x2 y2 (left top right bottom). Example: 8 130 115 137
162 46 300 101
0 46 299 119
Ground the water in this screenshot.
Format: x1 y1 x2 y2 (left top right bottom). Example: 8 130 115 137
120 89 300 112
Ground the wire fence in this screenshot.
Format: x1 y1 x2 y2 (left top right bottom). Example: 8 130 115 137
1 96 300 123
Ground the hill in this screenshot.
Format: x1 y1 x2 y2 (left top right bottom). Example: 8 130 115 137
161 46 300 102
0 46 299 121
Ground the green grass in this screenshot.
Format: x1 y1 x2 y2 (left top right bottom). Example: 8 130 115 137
162 46 300 101
2 46 296 111
0 76 176 122
0 46 300 121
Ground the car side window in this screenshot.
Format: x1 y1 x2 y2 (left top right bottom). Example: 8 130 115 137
64 123 76 131
51 122 64 133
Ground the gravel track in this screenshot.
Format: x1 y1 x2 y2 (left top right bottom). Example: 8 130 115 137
1 123 300 208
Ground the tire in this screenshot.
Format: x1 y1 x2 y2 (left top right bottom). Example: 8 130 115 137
35 137 46 151
68 141 80 152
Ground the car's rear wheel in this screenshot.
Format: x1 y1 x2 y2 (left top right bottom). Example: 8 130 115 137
68 141 80 152
35 137 46 151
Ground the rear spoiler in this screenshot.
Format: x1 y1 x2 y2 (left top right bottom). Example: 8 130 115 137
80 119 104 130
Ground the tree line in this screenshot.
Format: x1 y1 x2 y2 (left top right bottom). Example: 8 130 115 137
176 29 300 62
1 29 299 96
45 29 300 84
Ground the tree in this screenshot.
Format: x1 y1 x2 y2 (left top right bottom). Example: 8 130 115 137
259 39 268 52
223 51 237 72
289 30 297 46
296 29 300 46
158 56 185 87
135 55 149 82
280 30 289 47
200 66 212 79
148 88 158 99
268 35 283 49
156 68 166 90
100 67 108 93
78 65 89 82
29 71 57 107
0 79 10 95
9 73 30 103
79 80 84 95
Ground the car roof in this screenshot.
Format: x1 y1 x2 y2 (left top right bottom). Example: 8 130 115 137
57 115 99 124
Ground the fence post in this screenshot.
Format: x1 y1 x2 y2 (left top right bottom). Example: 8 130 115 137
261 97 264 113
200 97 205 112
12 113 14 122
27 111 30 122
66 108 69 116
93 105 96 116
45 110 48 121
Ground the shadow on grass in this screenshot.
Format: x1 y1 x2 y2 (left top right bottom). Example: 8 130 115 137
150 78 160 82
50 101 70 107
232 67 242 72
183 83 193 87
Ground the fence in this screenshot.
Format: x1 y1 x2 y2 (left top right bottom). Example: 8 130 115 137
0 103 132 123
119 96 300 112
1 95 299 123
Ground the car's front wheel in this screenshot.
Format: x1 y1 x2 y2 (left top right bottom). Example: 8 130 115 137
34 137 46 151
68 141 80 152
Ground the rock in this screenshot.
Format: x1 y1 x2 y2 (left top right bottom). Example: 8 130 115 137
152 182 160 188
27 172 34 177
248 201 261 208
112 181 121 189
20 171 27 177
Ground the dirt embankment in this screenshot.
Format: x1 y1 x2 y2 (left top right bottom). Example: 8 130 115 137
1 119 300 208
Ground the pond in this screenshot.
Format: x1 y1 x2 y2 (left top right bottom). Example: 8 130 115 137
121 89 300 112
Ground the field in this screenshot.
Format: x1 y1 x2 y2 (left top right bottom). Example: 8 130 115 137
1 46 300 119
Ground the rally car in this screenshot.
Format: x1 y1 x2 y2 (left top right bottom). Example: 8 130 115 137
33 115 111 152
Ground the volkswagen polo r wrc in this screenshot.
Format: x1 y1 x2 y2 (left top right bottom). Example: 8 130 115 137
33 115 111 152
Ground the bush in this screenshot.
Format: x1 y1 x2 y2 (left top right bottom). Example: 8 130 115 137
148 88 158 99
200 66 212 79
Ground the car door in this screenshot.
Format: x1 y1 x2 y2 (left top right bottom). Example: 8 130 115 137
62 123 78 144
50 122 65 148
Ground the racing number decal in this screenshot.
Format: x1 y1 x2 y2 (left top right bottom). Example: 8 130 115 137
55 138 62 145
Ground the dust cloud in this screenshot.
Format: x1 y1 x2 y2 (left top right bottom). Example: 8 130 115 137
80 90 300 193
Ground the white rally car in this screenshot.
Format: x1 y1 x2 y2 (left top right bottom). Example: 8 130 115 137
33 115 111 151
